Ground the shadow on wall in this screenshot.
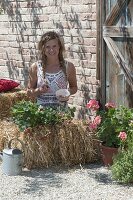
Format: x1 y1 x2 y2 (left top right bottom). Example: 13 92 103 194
1 1 94 118
53 5 92 118
1 0 42 86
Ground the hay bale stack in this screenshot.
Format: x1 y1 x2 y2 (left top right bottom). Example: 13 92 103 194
0 89 30 119
0 120 96 169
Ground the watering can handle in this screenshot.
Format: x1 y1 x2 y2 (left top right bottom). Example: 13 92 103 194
8 138 25 153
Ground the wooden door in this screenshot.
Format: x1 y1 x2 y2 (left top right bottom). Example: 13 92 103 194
97 0 133 107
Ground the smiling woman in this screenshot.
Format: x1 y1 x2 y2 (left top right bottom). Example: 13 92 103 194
27 31 77 108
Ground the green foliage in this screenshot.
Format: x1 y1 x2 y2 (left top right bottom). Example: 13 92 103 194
111 149 133 184
111 133 133 184
97 106 133 148
11 100 76 132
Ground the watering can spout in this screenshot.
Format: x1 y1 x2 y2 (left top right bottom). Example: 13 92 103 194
0 152 3 161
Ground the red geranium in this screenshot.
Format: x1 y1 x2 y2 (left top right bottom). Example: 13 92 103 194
86 99 99 111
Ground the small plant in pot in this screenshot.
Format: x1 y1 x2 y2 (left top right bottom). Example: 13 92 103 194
86 99 133 166
111 125 133 184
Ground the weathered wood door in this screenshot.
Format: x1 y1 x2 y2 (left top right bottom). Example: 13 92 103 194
97 0 133 107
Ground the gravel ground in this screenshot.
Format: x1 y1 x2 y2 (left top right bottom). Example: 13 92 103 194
0 161 133 200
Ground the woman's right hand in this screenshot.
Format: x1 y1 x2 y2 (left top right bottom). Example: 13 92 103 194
27 84 50 98
38 84 49 94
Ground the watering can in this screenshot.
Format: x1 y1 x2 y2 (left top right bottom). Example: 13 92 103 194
0 138 24 176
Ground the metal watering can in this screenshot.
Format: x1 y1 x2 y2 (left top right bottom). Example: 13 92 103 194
0 138 24 176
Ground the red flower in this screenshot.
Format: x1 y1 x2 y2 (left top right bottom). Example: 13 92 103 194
105 102 115 109
89 115 101 131
93 115 101 125
89 122 98 130
87 99 99 111
118 132 127 141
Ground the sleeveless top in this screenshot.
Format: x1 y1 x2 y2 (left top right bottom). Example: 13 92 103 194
37 61 68 107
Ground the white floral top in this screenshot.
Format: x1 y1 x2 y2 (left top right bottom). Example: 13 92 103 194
37 61 68 107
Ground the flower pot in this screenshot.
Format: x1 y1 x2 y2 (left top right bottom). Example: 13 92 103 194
100 144 118 166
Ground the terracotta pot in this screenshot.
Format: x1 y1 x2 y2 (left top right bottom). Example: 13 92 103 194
100 144 118 166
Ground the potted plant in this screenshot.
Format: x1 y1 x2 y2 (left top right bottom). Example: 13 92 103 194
111 125 133 184
86 99 133 166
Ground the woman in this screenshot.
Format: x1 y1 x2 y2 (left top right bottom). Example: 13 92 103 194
27 31 77 107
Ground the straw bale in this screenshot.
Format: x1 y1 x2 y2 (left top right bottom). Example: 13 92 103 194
21 121 96 169
0 119 97 169
0 89 30 119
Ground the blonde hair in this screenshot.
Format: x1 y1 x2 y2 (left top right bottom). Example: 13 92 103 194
38 31 67 78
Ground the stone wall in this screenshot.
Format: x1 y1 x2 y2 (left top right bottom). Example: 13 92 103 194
0 0 97 118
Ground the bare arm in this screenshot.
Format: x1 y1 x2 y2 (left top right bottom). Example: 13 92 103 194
27 63 49 98
27 62 37 89
67 62 77 95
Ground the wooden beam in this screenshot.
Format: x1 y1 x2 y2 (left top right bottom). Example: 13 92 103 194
104 0 131 26
104 36 133 91
96 0 101 81
103 26 133 38
96 0 106 106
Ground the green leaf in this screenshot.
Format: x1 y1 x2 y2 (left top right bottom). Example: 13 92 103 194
11 100 76 131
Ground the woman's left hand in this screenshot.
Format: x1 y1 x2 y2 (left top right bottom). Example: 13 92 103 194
58 95 70 102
